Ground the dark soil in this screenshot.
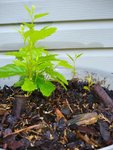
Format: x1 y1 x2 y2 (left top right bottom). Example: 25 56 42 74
0 79 113 150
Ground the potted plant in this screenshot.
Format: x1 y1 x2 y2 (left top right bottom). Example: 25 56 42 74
0 5 113 150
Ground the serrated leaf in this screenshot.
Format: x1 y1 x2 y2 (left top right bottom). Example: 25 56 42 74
22 78 37 92
36 76 55 96
0 64 26 78
34 13 48 19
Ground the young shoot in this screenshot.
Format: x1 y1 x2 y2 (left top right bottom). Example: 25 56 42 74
67 53 82 78
83 74 95 91
0 5 72 97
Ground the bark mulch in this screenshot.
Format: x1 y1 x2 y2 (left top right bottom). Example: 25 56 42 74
0 79 113 150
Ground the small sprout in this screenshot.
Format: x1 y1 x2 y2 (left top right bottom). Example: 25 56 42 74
67 53 82 78
84 74 95 91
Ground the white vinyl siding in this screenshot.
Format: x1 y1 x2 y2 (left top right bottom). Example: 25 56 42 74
0 0 113 24
0 21 113 51
0 0 113 51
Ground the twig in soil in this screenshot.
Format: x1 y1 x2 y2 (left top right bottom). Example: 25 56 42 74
99 113 111 124
55 108 67 121
92 84 113 108
67 112 98 126
76 131 99 147
60 129 68 144
65 99 73 113
1 111 9 124
0 104 10 116
3 121 47 138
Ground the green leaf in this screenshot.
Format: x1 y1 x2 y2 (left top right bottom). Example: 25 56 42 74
0 64 26 78
52 71 68 85
67 54 74 62
24 6 32 15
34 13 48 19
14 76 25 87
13 60 25 67
31 5 36 14
24 27 57 43
39 26 57 39
6 51 23 58
22 78 37 92
83 86 90 91
38 62 53 73
23 22 34 29
24 5 35 16
38 54 58 63
36 76 55 96
75 53 83 59
35 54 59 73
46 69 68 85
6 51 17 56
29 47 48 60
6 50 26 60
58 60 73 69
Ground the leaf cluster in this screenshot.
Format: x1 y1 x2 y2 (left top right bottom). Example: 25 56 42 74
83 74 95 91
0 5 72 96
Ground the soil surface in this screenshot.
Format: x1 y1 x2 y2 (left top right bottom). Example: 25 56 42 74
0 79 113 150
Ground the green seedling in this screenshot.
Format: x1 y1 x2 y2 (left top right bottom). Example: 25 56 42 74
84 74 95 91
67 53 82 78
0 5 72 96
